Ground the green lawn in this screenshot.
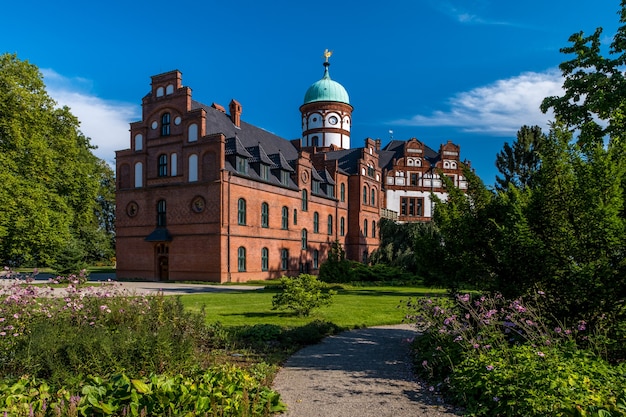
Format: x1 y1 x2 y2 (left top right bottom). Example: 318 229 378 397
180 285 446 329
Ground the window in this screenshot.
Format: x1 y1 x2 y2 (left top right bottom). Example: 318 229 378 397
171 153 177 176
313 212 319 233
340 183 345 202
312 136 319 146
340 217 345 236
326 184 334 198
281 249 289 270
238 247 246 272
188 154 198 182
134 162 143 188
157 200 166 227
313 250 319 269
158 154 168 177
371 188 376 206
327 215 333 235
367 165 375 177
363 186 367 204
134 134 143 151
400 197 424 217
161 113 171 136
410 172 418 186
372 220 376 238
301 229 308 249
302 190 308 211
364 219 368 237
238 198 246 225
281 170 290 185
188 123 198 142
260 164 270 181
312 180 320 194
261 203 269 228
281 206 289 229
293 209 298 225
261 248 269 271
236 156 248 174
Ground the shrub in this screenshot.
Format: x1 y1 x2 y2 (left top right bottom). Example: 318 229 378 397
406 293 626 416
271 274 336 317
319 240 354 283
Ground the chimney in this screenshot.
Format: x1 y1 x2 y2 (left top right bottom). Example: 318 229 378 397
375 139 381 151
229 99 242 127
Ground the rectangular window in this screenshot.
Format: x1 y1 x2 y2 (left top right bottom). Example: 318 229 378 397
312 180 320 194
237 157 248 174
281 170 290 185
281 206 289 230
401 197 424 217
410 173 418 186
281 249 289 270
326 184 334 198
261 164 270 181
261 248 269 271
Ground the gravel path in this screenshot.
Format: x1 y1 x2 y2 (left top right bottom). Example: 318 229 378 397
272 324 463 417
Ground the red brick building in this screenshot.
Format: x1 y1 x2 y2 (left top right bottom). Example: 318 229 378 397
115 58 467 282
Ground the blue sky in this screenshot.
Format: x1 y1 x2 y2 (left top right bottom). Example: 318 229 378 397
2 1 621 185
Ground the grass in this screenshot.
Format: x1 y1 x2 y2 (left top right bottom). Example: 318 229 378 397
180 285 446 328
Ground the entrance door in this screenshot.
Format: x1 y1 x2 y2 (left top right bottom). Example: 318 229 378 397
155 243 169 281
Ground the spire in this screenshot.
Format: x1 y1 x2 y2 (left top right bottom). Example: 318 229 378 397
322 49 332 79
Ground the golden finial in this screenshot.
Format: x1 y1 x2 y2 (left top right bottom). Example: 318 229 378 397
323 49 333 63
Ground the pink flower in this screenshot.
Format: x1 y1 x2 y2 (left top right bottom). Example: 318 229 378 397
536 351 545 357
486 365 494 371
578 321 587 331
554 327 562 334
12 313 19 319
422 360 428 368
0 332 5 336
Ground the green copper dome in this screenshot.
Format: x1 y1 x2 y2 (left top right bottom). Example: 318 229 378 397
303 63 350 105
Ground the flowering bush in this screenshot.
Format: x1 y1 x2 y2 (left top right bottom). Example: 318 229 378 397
406 293 626 416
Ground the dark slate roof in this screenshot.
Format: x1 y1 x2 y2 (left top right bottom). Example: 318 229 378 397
311 168 324 181
246 143 274 165
379 140 439 171
145 228 173 242
269 151 294 172
226 135 253 158
318 169 336 185
322 148 362 175
192 100 299 160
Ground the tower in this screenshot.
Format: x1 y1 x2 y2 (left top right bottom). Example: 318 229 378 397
300 50 353 149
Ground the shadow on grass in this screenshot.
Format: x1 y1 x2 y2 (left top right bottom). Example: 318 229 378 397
221 311 296 319
337 289 447 298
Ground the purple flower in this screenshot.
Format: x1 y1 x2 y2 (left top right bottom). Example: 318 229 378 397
536 351 545 357
457 294 470 303
493 396 500 402
422 360 428 368
578 321 587 331
554 327 562 334
486 365 494 371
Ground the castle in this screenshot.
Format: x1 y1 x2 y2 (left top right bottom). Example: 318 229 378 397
115 54 468 282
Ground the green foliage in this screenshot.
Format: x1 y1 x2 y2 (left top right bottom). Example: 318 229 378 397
407 293 626 417
0 53 115 267
0 369 285 417
318 240 354 283
271 274 336 317
495 125 546 191
540 0 626 147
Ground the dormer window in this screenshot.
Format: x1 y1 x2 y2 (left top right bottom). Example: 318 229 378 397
281 170 290 185
326 184 334 198
312 180 320 194
161 113 171 136
260 164 270 181
236 156 248 174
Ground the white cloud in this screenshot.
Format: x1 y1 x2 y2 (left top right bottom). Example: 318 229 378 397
393 69 564 135
41 69 139 165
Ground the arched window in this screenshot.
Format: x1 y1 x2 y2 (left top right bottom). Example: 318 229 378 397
340 217 345 236
189 154 198 182
134 162 143 188
281 249 289 270
238 198 246 225
188 123 198 142
165 84 174 95
327 215 333 235
281 206 289 229
301 229 308 249
261 203 269 228
161 113 171 136
134 134 143 151
313 250 319 269
313 212 319 233
238 247 246 272
364 219 368 237
302 189 308 211
157 200 166 227
372 220 376 238
363 186 367 204
261 248 269 271
340 183 345 202
371 188 376 206
158 154 168 177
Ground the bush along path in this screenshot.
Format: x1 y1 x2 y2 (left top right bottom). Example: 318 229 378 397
272 324 462 417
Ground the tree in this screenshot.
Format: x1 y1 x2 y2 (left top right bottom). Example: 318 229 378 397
494 125 546 191
271 274 336 317
0 53 114 269
540 0 626 147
